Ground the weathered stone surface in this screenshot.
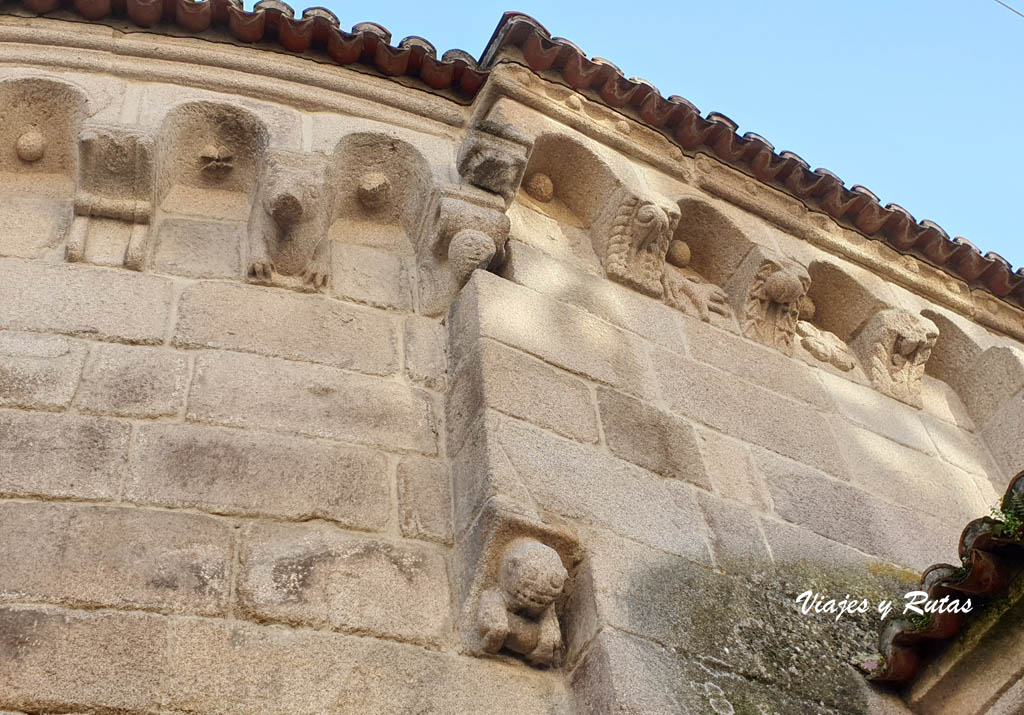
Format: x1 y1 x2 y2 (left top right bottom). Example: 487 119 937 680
0 198 73 259
502 239 692 356
920 373 975 431
596 387 707 487
757 447 957 570
962 345 1024 426
75 343 188 418
835 421 987 523
818 369 935 454
0 501 231 614
571 628 846 715
0 410 129 500
654 345 847 477
569 527 909 712
126 423 389 529
448 338 599 450
397 456 453 544
165 615 569 714
696 427 772 511
450 271 656 399
238 521 451 646
330 242 413 311
0 606 168 712
492 414 710 561
0 257 172 343
174 281 398 375
187 351 437 454
0 332 86 410
696 490 771 572
151 217 244 278
684 315 831 409
980 395 1024 478
0 604 568 714
404 315 447 392
921 413 1001 481
449 411 539 536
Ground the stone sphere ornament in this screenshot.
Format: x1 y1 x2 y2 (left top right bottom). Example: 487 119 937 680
523 172 554 202
666 239 692 268
15 130 45 162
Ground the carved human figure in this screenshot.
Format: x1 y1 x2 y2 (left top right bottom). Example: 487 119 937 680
248 154 331 289
850 309 938 407
476 538 568 667
457 120 533 204
593 190 680 297
661 238 731 321
727 249 810 355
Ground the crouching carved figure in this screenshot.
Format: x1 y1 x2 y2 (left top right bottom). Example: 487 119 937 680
248 152 331 290
477 538 568 667
458 497 582 669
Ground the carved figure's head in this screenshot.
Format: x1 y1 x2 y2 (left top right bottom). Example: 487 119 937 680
499 539 568 618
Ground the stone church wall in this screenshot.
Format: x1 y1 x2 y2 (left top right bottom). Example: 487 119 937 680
1 14 1023 714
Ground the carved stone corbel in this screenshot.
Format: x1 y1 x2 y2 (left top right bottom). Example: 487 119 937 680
457 120 533 206
850 308 938 407
726 246 810 355
65 126 155 268
456 496 583 668
246 150 331 291
416 188 510 316
590 187 680 297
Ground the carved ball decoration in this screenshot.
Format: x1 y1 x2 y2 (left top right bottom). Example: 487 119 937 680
357 172 391 210
523 172 554 202
763 269 805 304
15 131 45 163
666 239 691 268
448 229 496 285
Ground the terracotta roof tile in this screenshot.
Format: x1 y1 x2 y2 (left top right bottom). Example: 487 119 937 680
3 3 1022 310
862 469 1024 683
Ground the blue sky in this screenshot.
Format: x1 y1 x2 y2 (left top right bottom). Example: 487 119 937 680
302 0 1024 268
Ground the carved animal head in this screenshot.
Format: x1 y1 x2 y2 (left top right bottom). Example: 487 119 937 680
599 192 680 297
457 120 533 203
850 308 939 407
499 539 568 618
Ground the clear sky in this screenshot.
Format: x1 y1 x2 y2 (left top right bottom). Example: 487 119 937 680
295 0 1024 268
